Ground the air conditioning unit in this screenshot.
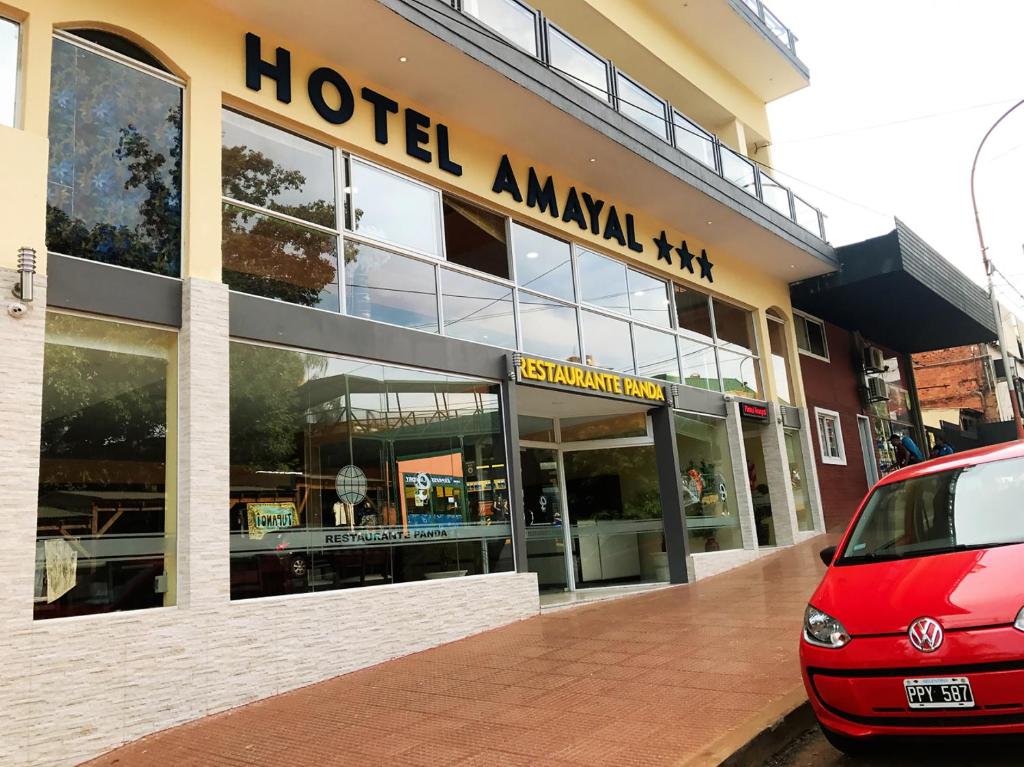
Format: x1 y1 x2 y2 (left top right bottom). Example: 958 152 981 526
867 376 889 402
864 346 885 373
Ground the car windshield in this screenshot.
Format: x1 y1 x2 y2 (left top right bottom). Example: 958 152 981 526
839 455 1024 563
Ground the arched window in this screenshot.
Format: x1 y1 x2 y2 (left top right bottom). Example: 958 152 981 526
46 29 183 276
766 309 794 406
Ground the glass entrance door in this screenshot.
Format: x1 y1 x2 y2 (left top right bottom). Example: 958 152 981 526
521 445 570 592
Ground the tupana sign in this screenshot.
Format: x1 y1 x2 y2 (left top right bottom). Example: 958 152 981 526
515 354 666 404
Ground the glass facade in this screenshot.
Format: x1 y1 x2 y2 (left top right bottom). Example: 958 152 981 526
35 313 176 619
229 342 512 598
675 412 742 554
47 35 183 276
786 430 814 531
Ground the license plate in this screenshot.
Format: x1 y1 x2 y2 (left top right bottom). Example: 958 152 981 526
903 677 975 709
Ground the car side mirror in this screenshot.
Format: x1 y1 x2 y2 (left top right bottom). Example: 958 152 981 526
819 546 837 566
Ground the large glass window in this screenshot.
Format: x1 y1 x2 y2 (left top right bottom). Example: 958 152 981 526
713 299 757 353
462 0 538 55
35 313 176 619
674 413 742 554
348 159 442 257
718 348 762 398
627 268 671 328
616 72 669 141
767 315 794 405
229 343 512 598
47 35 183 276
578 249 628 314
442 195 509 279
795 313 829 360
786 431 814 532
222 109 336 227
547 26 609 101
441 268 516 349
581 310 633 372
634 326 680 382
222 204 340 310
512 223 574 301
519 292 580 362
345 241 438 332
675 286 713 342
0 18 18 127
679 336 720 392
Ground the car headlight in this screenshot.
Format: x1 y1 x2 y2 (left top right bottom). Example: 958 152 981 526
804 605 851 649
1015 607 1024 632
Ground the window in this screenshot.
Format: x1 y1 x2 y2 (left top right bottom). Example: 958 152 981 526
679 336 720 392
47 33 183 276
673 112 716 170
348 159 442 257
581 310 633 372
345 241 438 332
0 17 18 127
795 313 829 360
815 407 846 465
633 326 680 382
511 223 574 301
615 72 669 141
675 412 742 553
518 292 579 362
718 348 762 399
441 268 516 348
578 248 628 314
713 299 757 353
786 431 814 531
228 342 513 598
462 0 538 56
35 313 176 618
627 268 671 328
675 286 714 343
547 26 609 101
442 195 509 279
767 314 794 406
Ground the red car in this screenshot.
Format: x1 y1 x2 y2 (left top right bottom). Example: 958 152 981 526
800 440 1024 754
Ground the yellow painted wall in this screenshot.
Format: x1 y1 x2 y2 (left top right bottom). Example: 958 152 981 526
0 0 803 404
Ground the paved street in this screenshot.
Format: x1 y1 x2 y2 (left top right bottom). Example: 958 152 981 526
768 728 1023 766
86 540 828 767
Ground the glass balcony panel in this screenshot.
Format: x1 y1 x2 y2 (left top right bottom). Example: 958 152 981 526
720 147 758 197
760 174 792 218
547 26 609 102
462 0 538 56
615 73 669 141
763 8 790 45
793 196 821 235
673 113 716 169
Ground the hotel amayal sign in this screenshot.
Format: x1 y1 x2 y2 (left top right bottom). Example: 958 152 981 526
515 354 667 405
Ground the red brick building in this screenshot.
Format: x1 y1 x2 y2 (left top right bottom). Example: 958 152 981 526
914 344 999 426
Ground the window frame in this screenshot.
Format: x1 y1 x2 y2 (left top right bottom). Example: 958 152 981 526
814 406 847 466
1 15 21 128
794 310 830 362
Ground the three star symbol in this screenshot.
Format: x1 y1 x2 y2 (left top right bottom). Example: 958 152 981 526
652 231 714 283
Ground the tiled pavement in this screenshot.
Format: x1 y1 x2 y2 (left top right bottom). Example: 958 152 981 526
85 538 829 767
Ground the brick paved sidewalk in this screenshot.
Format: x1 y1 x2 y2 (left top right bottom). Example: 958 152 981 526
86 539 828 767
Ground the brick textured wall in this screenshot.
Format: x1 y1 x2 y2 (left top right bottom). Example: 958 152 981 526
0 278 540 767
798 321 870 531
913 345 997 421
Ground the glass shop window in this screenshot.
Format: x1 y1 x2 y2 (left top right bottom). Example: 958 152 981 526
674 286 713 343
34 313 177 619
718 347 762 399
0 17 18 127
518 291 580 362
633 326 680 382
678 336 720 392
46 33 183 276
581 310 633 373
348 158 442 257
578 248 629 314
441 268 516 349
511 222 574 301
674 412 742 554
442 195 510 279
228 342 513 598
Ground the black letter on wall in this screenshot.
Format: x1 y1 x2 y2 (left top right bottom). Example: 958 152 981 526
245 33 291 103
405 108 432 163
436 124 463 176
625 214 644 253
526 167 559 218
581 193 605 235
562 187 588 231
308 67 355 124
492 155 523 202
361 87 398 144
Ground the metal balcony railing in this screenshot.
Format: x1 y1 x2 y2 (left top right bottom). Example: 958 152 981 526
448 0 826 242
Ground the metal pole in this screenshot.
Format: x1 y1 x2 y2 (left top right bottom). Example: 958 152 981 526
970 98 1024 439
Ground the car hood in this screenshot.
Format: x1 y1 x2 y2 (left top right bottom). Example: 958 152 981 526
812 543 1024 634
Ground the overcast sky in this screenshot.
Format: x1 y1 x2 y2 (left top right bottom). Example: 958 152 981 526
764 0 1024 313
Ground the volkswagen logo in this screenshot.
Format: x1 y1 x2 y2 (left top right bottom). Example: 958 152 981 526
908 617 944 653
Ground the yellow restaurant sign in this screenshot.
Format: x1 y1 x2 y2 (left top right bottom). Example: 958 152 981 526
517 355 666 403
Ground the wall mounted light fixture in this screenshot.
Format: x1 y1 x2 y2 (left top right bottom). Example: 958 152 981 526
13 246 36 303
